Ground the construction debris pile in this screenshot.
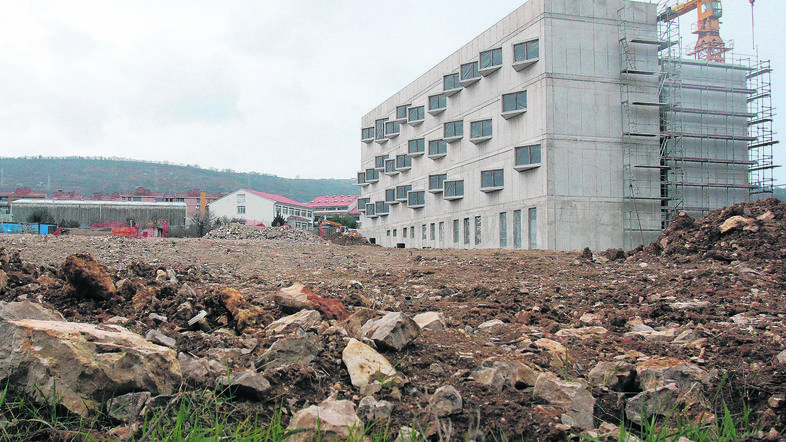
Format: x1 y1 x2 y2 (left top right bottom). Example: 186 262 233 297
0 200 784 441
204 223 322 242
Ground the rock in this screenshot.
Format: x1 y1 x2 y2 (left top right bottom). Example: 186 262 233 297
265 309 322 336
669 301 710 310
274 283 315 311
341 338 398 388
0 269 7 292
757 210 775 221
555 326 608 339
534 339 568 368
108 392 151 421
220 288 273 333
588 361 636 391
578 312 603 326
349 280 363 289
775 350 786 365
413 311 446 331
343 308 379 339
719 215 755 233
148 313 167 323
60 253 117 300
470 357 540 391
768 393 785 409
217 369 271 401
360 311 420 351
0 300 64 321
287 399 362 442
0 318 181 417
533 372 595 430
477 319 506 334
625 384 680 425
255 335 323 370
358 396 395 421
394 427 421 442
155 269 167 281
145 329 177 348
636 358 712 391
178 352 224 386
429 385 462 417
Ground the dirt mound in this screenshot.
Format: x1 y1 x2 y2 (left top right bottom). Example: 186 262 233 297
205 223 322 243
644 198 786 263
324 232 373 246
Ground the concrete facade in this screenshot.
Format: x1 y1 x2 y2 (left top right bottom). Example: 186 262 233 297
358 0 659 250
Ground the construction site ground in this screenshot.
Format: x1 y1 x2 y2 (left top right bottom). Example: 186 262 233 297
0 198 785 440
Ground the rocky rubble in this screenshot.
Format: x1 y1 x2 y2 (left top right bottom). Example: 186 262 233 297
205 223 323 242
0 198 784 440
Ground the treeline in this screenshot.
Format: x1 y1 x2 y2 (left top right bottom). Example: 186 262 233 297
0 157 358 203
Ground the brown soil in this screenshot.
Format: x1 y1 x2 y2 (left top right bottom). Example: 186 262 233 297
1 199 785 440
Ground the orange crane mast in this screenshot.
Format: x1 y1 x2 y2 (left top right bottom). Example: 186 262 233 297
657 0 730 63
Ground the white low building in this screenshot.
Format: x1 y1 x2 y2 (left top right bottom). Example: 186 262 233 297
208 189 314 230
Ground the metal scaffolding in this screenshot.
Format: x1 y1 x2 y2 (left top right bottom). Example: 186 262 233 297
747 59 779 198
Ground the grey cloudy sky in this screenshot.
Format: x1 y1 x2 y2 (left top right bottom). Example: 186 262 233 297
0 1 783 183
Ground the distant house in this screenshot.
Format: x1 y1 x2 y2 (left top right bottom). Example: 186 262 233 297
119 187 222 220
306 195 360 221
0 188 46 222
209 189 314 230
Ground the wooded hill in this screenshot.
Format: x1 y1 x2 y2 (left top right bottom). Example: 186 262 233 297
0 157 358 203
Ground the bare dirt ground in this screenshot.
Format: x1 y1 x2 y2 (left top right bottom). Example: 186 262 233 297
1 198 785 440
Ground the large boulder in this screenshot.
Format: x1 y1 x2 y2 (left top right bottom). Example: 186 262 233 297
534 372 596 430
0 317 181 417
287 400 362 442
429 385 463 417
255 334 323 370
60 253 116 300
360 311 420 351
471 357 540 391
0 301 64 321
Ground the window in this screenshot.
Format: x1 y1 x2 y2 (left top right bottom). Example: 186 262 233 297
499 212 507 247
357 172 367 185
365 168 379 182
513 39 539 70
474 216 482 245
385 158 398 175
470 119 492 143
375 155 388 169
443 121 463 142
479 47 502 74
387 230 391 237
481 169 504 191
428 94 447 114
443 73 461 93
396 104 410 121
408 138 426 156
422 224 427 240
428 173 447 192
385 188 396 203
403 227 407 238
237 205 246 215
515 144 542 170
357 197 370 212
366 202 376 217
428 140 447 158
439 222 445 242
444 180 464 200
375 201 389 215
384 121 400 138
514 210 522 248
502 91 527 118
528 207 537 249
408 106 425 124
396 154 412 170
463 218 470 245
460 61 480 86
408 191 425 208
361 127 375 141
453 219 459 243
375 118 387 141
396 185 412 201
392 229 396 237
236 193 246 203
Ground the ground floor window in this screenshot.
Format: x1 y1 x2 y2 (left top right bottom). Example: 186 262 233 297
474 216 482 245
430 223 435 240
513 210 522 249
499 212 507 247
528 207 537 249
439 222 445 242
453 219 459 243
463 218 470 245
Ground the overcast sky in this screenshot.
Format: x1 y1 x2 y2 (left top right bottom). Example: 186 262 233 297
0 1 783 183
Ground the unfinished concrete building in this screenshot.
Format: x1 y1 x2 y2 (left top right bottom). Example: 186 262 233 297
357 0 777 250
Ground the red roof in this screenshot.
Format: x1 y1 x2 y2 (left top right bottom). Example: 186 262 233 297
244 189 306 207
306 194 360 208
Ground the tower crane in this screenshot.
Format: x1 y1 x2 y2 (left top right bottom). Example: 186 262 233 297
657 0 730 63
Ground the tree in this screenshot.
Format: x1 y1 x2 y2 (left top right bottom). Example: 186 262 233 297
328 215 358 229
271 213 286 227
189 211 215 237
26 209 55 224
